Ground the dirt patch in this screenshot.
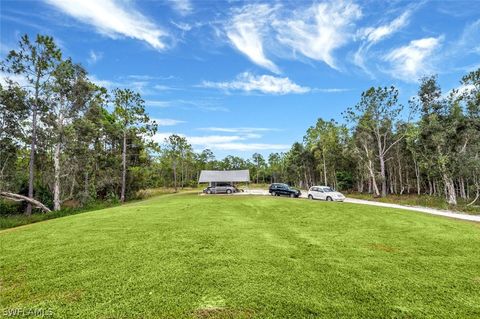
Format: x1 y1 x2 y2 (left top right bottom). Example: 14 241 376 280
369 243 398 253
193 308 254 319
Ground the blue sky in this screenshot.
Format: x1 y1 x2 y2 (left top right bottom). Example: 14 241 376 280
1 0 479 159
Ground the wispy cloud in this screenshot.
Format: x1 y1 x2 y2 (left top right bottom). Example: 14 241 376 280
354 9 413 76
87 50 103 64
384 36 443 81
44 0 168 50
151 118 186 126
198 127 279 133
89 74 177 95
152 131 289 152
88 75 122 90
274 1 362 70
358 11 411 44
145 100 175 108
0 71 30 87
167 0 193 16
201 72 310 95
226 4 280 73
206 143 290 151
146 99 229 112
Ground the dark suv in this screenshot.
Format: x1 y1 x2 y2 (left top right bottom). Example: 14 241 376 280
269 183 301 198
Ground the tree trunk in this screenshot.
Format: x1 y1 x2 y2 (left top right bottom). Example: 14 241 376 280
322 147 327 186
444 175 457 205
367 160 380 196
358 176 364 193
459 178 466 199
53 141 61 211
398 158 403 194
53 112 64 211
173 161 177 192
414 159 421 195
26 101 38 216
120 130 127 203
379 155 387 197
1 191 51 213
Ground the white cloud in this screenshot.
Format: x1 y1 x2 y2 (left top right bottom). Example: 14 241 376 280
445 83 475 99
0 71 30 87
145 100 174 108
208 143 290 151
384 36 442 81
226 4 280 73
152 133 246 146
151 118 185 126
201 72 310 94
153 84 177 91
87 50 103 64
168 0 192 16
199 127 278 133
273 1 362 70
171 21 192 31
145 99 229 112
359 11 411 44
188 135 245 145
151 125 288 152
353 10 412 76
45 0 168 50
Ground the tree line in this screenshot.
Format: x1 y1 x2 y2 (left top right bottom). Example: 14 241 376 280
1 34 479 215
1 35 157 214
246 72 480 207
158 70 479 208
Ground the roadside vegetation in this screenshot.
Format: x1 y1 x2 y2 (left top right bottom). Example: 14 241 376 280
1 194 479 318
348 192 480 215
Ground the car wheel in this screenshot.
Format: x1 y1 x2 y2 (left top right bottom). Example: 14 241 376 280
290 193 295 198
226 189 232 194
326 196 333 201
207 189 212 194
271 191 276 196
308 195 313 200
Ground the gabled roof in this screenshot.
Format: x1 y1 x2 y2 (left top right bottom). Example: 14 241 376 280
198 170 250 183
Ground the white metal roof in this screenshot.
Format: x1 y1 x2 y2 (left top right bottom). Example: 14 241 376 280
198 170 250 183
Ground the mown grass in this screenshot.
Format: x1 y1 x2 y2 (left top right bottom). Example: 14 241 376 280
0 188 185 230
1 194 479 318
348 192 480 215
0 201 120 230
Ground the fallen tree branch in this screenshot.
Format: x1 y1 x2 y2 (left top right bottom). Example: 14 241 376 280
466 190 479 207
0 191 52 213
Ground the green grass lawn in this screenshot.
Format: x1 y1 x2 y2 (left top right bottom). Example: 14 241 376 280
1 194 479 318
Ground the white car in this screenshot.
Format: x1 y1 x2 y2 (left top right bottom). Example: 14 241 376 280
307 186 345 202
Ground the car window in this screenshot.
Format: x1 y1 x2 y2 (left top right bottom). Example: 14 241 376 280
323 187 333 192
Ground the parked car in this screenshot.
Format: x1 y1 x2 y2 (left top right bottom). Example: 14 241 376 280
269 183 301 198
203 183 238 194
307 186 345 201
